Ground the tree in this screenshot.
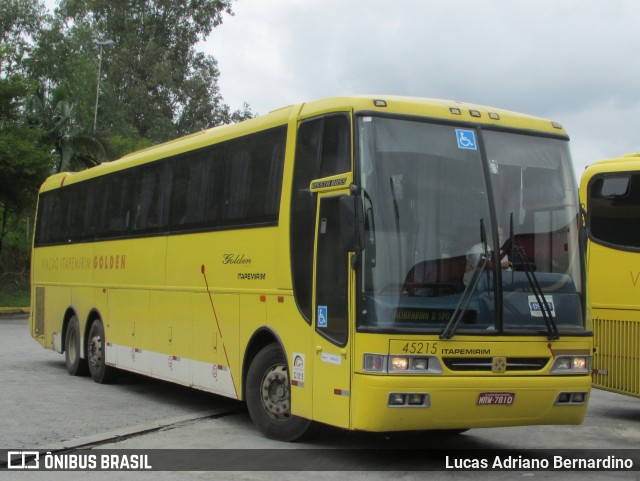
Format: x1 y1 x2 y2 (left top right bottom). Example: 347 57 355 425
30 0 253 146
0 1 52 276
27 83 107 172
0 0 47 77
0 75 54 259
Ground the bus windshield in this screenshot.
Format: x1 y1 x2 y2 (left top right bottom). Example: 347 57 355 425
357 115 585 336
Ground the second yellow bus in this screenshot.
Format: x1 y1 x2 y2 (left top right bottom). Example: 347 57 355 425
581 153 640 398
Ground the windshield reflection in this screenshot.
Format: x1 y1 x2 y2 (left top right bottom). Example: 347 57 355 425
357 116 584 336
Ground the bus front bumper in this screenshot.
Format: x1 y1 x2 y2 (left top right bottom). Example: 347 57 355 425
350 373 591 432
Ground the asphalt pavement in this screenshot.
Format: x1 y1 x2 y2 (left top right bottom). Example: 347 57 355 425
2 312 640 480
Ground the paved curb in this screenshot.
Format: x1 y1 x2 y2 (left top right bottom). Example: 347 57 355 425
0 307 30 316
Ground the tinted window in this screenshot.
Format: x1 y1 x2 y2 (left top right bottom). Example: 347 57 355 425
131 162 170 233
589 173 640 249
221 128 286 226
35 191 64 245
315 196 349 345
290 115 351 322
34 125 287 246
65 183 87 242
170 147 223 230
98 172 133 238
319 115 351 177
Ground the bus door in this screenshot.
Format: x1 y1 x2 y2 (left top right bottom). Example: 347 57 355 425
312 193 353 428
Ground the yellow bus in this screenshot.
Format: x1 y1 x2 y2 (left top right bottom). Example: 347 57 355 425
580 153 640 398
31 96 592 441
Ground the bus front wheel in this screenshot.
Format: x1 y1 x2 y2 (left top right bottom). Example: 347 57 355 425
87 319 115 384
246 344 311 441
64 315 88 376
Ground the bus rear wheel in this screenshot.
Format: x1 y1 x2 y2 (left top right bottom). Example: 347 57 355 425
246 344 311 441
87 319 115 384
64 315 88 376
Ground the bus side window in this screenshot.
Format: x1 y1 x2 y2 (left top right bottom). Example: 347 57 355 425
170 147 222 230
315 196 349 345
99 173 133 237
319 115 351 177
221 127 286 226
222 150 251 222
66 183 87 242
589 174 640 248
131 162 170 232
291 114 351 323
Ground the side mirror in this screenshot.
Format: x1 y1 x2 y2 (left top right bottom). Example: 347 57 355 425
339 196 364 252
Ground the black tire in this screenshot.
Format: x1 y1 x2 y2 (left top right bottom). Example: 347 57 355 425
87 319 115 384
64 315 88 376
246 344 311 441
432 429 470 436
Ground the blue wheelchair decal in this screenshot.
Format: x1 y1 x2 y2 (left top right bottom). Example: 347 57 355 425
455 129 477 150
317 306 328 327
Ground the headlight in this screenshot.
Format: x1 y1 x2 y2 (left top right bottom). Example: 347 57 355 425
363 354 442 374
390 356 409 371
572 357 588 370
551 355 590 373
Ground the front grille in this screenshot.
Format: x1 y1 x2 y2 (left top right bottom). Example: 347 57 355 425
443 357 550 371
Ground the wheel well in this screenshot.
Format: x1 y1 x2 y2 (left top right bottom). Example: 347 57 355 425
242 329 283 401
60 308 77 353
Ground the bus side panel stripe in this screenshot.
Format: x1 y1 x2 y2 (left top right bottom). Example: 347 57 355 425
106 343 238 399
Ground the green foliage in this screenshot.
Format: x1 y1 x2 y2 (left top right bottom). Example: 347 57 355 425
0 121 53 207
0 0 254 289
106 134 155 160
0 0 48 76
30 0 245 144
0 216 30 306
0 75 54 209
0 210 32 273
0 74 54 273
27 83 107 172
0 284 31 308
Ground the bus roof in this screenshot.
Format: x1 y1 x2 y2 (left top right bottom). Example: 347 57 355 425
39 95 569 193
582 153 640 181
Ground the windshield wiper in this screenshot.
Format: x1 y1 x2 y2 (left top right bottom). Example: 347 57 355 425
441 220 489 340
361 188 376 267
507 213 559 341
389 177 403 273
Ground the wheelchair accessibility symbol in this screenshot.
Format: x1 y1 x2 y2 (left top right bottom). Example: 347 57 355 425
317 306 328 328
455 129 477 150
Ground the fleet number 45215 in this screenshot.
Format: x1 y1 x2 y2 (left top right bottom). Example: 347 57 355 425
402 342 438 354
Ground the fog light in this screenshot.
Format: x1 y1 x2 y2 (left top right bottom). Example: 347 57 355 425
390 356 409 371
571 392 586 403
407 393 424 405
389 393 406 406
411 358 428 370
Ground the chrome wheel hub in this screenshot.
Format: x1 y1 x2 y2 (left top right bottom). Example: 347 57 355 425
260 365 291 420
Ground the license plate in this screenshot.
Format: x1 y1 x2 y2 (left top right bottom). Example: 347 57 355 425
477 392 515 405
